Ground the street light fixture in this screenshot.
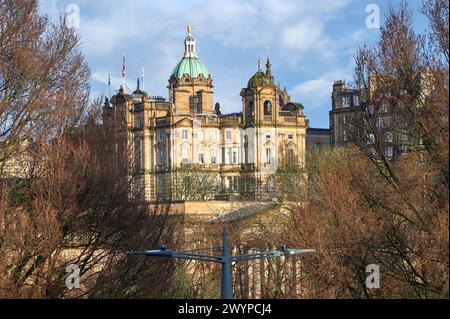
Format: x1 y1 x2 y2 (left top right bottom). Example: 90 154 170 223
128 227 314 299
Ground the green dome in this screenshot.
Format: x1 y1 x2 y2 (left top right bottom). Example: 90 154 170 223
171 57 210 79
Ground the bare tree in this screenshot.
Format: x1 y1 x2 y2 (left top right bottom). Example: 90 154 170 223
0 1 180 298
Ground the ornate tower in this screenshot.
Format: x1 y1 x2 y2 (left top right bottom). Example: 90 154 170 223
168 25 214 115
241 54 280 126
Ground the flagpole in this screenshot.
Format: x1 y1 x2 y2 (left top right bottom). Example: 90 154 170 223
108 73 111 98
142 68 145 92
122 52 126 90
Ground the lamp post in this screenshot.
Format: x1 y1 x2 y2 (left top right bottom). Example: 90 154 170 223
128 227 314 299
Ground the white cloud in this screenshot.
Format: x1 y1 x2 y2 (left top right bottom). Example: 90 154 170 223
290 69 353 109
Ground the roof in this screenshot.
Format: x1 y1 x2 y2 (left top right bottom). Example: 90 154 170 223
171 57 210 79
247 70 274 89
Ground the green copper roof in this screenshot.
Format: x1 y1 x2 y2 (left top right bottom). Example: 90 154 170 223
171 57 210 79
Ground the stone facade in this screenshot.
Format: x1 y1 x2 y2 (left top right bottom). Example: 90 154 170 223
104 26 309 203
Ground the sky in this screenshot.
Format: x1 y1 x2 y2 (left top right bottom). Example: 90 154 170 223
39 0 427 128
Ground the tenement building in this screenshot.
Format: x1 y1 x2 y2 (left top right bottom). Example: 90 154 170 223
104 26 309 203
329 79 412 160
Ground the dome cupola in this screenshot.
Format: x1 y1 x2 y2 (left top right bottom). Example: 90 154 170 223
170 25 210 79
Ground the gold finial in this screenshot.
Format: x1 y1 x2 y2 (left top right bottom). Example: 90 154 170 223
187 24 192 34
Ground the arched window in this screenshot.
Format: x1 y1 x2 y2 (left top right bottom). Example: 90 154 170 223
264 100 272 116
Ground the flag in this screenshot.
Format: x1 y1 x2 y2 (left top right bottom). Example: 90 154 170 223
122 52 126 81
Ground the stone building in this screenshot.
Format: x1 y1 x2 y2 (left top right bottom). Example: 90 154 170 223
104 26 309 203
329 79 413 160
306 128 330 149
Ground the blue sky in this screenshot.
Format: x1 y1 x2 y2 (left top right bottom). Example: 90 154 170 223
40 0 427 128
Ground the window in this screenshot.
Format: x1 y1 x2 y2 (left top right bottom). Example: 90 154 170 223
198 130 204 142
226 177 232 192
367 133 375 144
377 116 391 128
159 130 165 142
182 148 189 164
385 147 394 159
232 150 238 164
266 133 271 140
225 130 232 142
227 147 233 164
385 131 393 143
342 95 351 107
266 148 272 165
135 138 143 170
158 176 165 195
210 130 217 141
211 149 217 164
233 176 239 192
353 95 360 107
135 115 143 129
288 133 293 140
198 151 205 164
159 148 165 165
182 129 189 140
264 100 272 116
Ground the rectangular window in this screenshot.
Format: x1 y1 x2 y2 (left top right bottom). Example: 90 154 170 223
367 133 375 144
159 131 165 141
227 177 232 192
135 115 143 129
182 129 189 140
199 151 205 164
232 150 238 164
211 149 217 165
385 147 394 159
182 148 189 164
135 138 143 170
385 131 393 143
198 130 204 142
342 95 351 107
266 148 272 165
353 95 360 107
227 147 232 164
288 133 293 140
159 148 165 165
210 130 217 141
266 133 271 139
233 176 239 192
226 130 232 142
158 176 164 195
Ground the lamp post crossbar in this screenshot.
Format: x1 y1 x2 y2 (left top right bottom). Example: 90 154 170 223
128 228 314 299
